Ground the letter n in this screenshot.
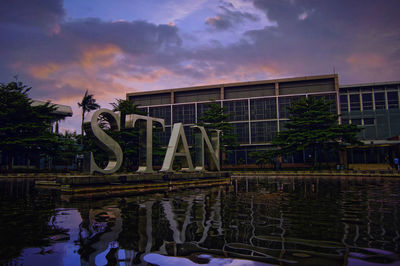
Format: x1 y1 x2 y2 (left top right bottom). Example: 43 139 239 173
160 123 194 172
192 126 220 171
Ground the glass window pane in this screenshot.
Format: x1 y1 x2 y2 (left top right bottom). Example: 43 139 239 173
363 118 375 125
251 121 277 143
387 91 398 109
362 93 373 110
314 94 337 113
231 122 249 144
351 119 362 125
173 104 195 124
278 96 302 118
223 100 248 121
149 106 171 125
340 95 348 113
374 92 385 109
250 98 276 120
349 94 360 111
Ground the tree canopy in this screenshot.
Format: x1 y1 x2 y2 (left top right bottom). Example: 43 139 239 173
272 96 362 165
0 81 59 169
197 102 238 162
78 90 100 139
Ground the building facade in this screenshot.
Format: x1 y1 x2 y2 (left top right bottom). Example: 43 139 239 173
340 81 400 164
127 74 400 167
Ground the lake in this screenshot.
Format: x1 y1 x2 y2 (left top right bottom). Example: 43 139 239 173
0 176 399 265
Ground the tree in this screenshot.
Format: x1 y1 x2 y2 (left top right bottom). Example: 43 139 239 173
272 96 362 167
53 131 79 169
197 102 238 164
110 99 147 170
0 81 59 170
110 98 144 129
77 90 100 141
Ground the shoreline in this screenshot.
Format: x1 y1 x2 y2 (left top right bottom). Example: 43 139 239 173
0 169 399 179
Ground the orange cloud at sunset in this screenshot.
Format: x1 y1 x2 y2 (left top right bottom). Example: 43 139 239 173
347 53 386 68
80 44 122 71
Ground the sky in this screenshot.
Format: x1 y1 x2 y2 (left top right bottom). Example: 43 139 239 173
1 0 400 132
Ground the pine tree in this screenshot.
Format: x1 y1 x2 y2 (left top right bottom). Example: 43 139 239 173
197 102 238 164
272 96 362 166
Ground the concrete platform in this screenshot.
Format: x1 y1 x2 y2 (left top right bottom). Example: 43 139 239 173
34 171 231 199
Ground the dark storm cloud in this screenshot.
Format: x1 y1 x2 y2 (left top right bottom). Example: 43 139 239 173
1 0 400 103
0 0 183 101
0 0 64 29
245 0 400 83
205 2 259 30
185 0 400 84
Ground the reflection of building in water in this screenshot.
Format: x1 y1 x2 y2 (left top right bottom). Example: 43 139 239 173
69 179 399 264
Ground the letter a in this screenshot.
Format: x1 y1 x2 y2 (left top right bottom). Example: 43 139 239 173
83 108 123 174
160 123 194 172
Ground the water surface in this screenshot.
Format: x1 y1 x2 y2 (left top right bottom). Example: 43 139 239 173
0 176 399 265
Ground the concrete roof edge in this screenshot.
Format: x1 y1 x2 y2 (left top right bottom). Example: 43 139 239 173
31 100 73 116
340 80 400 88
126 74 337 97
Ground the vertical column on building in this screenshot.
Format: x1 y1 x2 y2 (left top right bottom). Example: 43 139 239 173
275 82 280 132
170 91 174 125
248 98 251 145
335 74 341 123
335 74 347 167
220 85 225 164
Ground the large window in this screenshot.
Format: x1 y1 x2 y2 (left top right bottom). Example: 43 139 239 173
231 122 249 144
223 100 248 121
362 93 373 110
340 95 348 113
387 91 399 109
314 94 337 113
173 104 195 124
197 102 221 122
349 94 360 111
251 121 277 143
154 126 171 146
279 96 302 118
250 98 276 120
184 126 194 146
149 106 171 125
374 92 385 110
351 119 362 125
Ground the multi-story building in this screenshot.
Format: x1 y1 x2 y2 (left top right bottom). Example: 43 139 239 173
340 81 400 164
126 74 400 167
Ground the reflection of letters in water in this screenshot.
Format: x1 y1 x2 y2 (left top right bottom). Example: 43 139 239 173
84 108 220 174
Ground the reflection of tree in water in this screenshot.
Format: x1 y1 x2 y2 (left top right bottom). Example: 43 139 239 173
0 180 65 263
77 205 122 265
60 177 400 265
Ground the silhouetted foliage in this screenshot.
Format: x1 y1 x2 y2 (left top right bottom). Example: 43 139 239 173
0 81 59 170
272 97 362 166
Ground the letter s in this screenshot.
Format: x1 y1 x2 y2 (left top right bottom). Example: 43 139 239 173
83 108 123 174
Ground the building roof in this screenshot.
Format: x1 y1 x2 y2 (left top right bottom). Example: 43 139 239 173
340 80 400 88
31 100 73 117
126 74 338 98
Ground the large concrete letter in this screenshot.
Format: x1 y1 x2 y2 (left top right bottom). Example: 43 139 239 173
126 114 165 173
192 126 220 171
160 123 194 172
83 108 123 174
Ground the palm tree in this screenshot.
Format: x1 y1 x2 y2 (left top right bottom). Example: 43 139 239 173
110 98 145 128
78 90 100 142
